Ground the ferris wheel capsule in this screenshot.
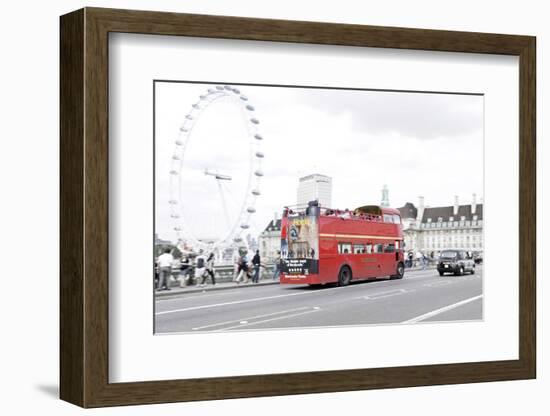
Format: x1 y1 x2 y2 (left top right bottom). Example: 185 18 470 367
246 105 255 111
246 207 256 213
240 224 250 229
255 152 264 158
251 189 261 196
254 134 263 141
250 118 259 125
254 170 264 177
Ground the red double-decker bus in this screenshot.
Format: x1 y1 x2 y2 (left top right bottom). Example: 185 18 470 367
279 200 405 286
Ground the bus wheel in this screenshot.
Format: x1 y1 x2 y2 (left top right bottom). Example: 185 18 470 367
338 266 352 286
391 262 405 280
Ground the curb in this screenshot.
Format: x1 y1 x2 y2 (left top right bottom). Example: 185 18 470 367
155 280 281 298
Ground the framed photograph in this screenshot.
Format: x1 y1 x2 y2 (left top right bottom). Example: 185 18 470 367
60 7 536 408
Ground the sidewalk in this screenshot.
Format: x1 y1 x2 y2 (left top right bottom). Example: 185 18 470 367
155 278 280 297
155 265 435 298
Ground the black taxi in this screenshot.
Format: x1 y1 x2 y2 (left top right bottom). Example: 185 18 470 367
437 249 475 276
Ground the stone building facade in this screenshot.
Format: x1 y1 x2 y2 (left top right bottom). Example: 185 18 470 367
258 216 282 264
397 194 484 255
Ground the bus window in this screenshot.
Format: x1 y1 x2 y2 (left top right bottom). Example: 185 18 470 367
338 243 352 254
353 244 365 254
383 214 393 223
366 243 373 254
393 214 401 224
374 243 383 253
384 243 395 253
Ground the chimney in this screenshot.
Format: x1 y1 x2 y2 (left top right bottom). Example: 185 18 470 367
471 193 477 214
453 195 459 215
416 196 425 222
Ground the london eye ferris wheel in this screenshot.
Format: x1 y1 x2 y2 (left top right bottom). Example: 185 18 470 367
168 85 265 252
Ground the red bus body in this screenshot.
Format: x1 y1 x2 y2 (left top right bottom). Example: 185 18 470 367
280 203 405 285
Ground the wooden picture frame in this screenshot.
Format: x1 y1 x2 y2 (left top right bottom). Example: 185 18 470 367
60 7 536 408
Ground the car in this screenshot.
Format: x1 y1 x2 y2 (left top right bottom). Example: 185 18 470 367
437 249 475 276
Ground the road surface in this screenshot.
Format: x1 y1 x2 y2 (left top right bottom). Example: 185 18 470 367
155 266 483 333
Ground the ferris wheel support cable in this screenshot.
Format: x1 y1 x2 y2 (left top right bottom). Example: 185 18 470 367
216 179 232 231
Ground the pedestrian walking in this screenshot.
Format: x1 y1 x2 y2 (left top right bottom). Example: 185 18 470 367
235 253 249 284
232 251 241 282
156 248 174 291
407 251 413 268
272 251 281 280
252 250 261 283
195 249 207 287
415 250 423 268
178 255 191 287
201 252 216 286
421 253 428 270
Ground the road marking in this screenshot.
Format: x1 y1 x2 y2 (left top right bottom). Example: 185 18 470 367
423 280 453 288
402 295 483 324
190 307 311 330
156 290 244 302
156 284 360 315
216 308 321 331
361 289 412 300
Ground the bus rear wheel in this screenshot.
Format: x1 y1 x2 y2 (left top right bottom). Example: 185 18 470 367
338 266 352 286
391 262 405 280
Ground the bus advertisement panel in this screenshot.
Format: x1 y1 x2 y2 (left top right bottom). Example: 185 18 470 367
280 206 319 277
280 202 405 286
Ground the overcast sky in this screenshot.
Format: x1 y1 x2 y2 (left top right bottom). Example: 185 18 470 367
155 82 484 244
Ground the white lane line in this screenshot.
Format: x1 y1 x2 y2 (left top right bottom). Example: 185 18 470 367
402 295 483 324
156 284 359 316
216 308 321 331
423 280 453 288
156 290 244 302
191 307 309 330
361 289 412 300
